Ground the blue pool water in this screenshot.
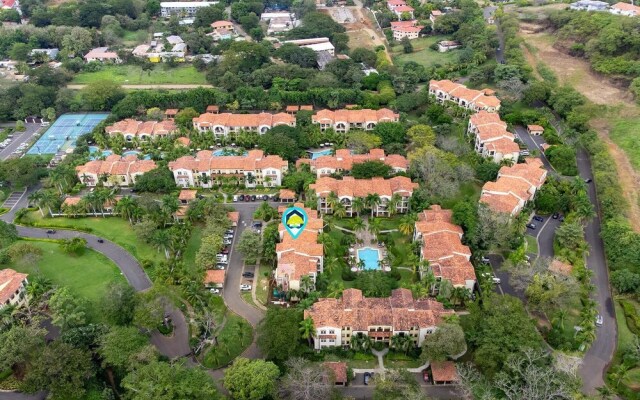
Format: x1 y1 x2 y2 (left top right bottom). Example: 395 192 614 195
358 247 380 270
309 149 333 159
88 146 113 159
213 148 248 157
123 150 152 160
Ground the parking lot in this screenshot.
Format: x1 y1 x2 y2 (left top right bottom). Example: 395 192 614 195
1 191 25 210
0 123 44 160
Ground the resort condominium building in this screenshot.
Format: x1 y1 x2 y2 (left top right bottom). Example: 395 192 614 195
414 205 476 291
0 269 29 309
275 204 324 292
309 176 418 217
76 155 157 187
468 111 520 163
160 1 218 17
429 79 501 112
311 108 399 133
105 119 177 142
192 112 296 136
304 288 452 350
480 158 547 216
168 150 288 188
296 149 409 178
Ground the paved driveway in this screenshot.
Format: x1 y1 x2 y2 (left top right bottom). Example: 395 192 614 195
0 123 43 160
514 125 556 173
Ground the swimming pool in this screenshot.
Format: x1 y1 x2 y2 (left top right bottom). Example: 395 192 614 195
213 148 248 157
89 146 113 159
122 150 152 160
309 149 333 159
358 247 380 270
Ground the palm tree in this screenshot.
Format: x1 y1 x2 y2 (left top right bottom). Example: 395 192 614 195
326 191 339 211
398 214 416 236
29 191 45 216
326 280 344 298
552 309 568 331
596 386 613 400
365 193 381 217
40 190 59 216
390 334 412 354
368 218 382 237
152 230 172 259
352 197 365 216
451 287 470 306
161 195 180 226
351 334 372 352
300 275 314 294
353 218 365 232
299 317 316 347
388 193 402 216
333 203 347 219
609 364 629 386
116 196 138 224
26 275 52 301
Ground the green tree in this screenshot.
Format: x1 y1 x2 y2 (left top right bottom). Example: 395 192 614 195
237 230 262 265
195 234 223 270
49 287 87 331
59 237 87 255
194 4 226 28
0 221 18 249
611 269 640 294
122 360 219 399
401 37 413 53
299 316 315 347
80 80 125 111
223 358 280 400
351 160 392 179
347 131 383 153
134 167 177 193
545 145 578 176
373 122 405 146
100 282 137 326
99 326 153 373
0 324 46 372
373 369 425 400
407 124 436 148
352 271 398 297
175 107 200 130
420 323 466 362
257 308 303 362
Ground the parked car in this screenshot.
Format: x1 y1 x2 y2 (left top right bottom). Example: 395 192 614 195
481 256 490 264
242 272 254 278
46 229 56 234
238 195 245 201
552 213 560 219
233 195 239 202
245 195 251 202
492 277 501 284
262 195 269 201
596 314 604 326
364 372 371 385
240 284 252 291
250 195 257 201
225 229 234 235
209 288 220 294
221 247 230 254
97 238 104 243
423 370 429 382
533 216 544 222
224 239 232 246
585 178 592 183
215 264 226 270
252 222 263 228
526 223 536 229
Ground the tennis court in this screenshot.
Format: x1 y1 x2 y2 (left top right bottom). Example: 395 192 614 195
27 113 109 155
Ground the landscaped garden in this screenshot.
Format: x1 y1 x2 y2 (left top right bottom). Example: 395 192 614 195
391 35 459 68
202 314 254 369
72 64 208 85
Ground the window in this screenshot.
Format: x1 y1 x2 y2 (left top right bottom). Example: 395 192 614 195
320 330 326 334
329 330 334 334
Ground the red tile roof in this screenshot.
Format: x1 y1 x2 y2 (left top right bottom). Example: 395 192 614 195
76 155 156 177
279 189 296 199
0 268 28 305
309 176 418 198
324 362 348 383
312 108 398 125
431 361 458 382
298 149 408 174
430 80 501 109
179 189 197 201
193 112 295 128
106 119 176 137
168 150 288 173
204 269 225 285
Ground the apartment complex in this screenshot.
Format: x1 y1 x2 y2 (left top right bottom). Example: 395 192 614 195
192 112 296 136
160 1 218 17
304 288 452 349
105 119 177 141
168 150 288 188
76 155 157 187
312 108 399 133
0 269 29 309
275 204 324 291
429 79 501 112
480 158 547 216
390 21 423 40
297 149 409 177
387 0 414 18
309 176 418 216
468 111 520 163
414 205 476 291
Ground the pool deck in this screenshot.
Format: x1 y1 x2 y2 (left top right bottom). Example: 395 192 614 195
351 216 389 271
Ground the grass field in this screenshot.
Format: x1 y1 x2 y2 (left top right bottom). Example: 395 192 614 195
8 240 126 322
391 35 458 68
122 29 149 46
202 314 254 368
525 235 539 255
21 211 164 263
608 114 640 171
72 64 207 85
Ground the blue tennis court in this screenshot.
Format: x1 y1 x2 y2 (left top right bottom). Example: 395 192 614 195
27 113 109 155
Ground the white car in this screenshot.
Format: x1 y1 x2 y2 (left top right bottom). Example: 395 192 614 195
240 284 252 291
492 277 501 284
209 288 221 294
596 314 604 326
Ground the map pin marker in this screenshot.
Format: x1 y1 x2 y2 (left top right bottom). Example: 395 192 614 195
282 206 308 240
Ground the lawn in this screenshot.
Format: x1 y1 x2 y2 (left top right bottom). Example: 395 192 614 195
391 35 459 68
183 225 203 273
20 211 164 264
255 263 273 306
122 29 149 46
609 114 640 172
72 64 208 85
202 314 254 369
525 235 539 255
8 240 126 322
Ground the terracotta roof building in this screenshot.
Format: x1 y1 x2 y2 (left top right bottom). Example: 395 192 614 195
275 205 324 292
304 288 452 349
391 20 424 40
204 269 225 287
480 158 547 216
228 211 240 226
279 189 296 202
178 189 197 204
468 111 519 163
168 149 288 188
192 112 296 136
0 269 29 309
312 108 399 133
527 124 544 135
324 362 348 386
414 205 476 291
611 2 640 16
297 149 409 178
429 79 501 112
211 20 234 31
309 176 418 217
84 47 121 63
105 119 177 141
76 154 157 187
431 361 459 385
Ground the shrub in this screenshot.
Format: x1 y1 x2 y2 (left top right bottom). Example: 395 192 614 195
620 300 640 335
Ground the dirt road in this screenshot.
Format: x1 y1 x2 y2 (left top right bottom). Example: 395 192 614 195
67 84 214 90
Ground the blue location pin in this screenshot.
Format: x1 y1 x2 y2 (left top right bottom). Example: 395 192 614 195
282 206 308 240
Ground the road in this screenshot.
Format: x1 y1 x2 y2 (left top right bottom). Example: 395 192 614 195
514 125 556 173
576 148 616 394
66 84 214 90
0 123 43 160
495 19 505 64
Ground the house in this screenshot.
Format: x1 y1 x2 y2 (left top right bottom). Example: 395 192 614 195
168 149 288 188
209 22 235 41
304 288 453 349
569 0 609 11
431 361 459 385
261 12 298 34
414 205 476 292
132 39 186 62
275 205 324 291
0 269 29 309
192 112 296 136
84 47 121 63
206 105 219 113
160 1 218 17
279 189 296 202
437 41 461 52
76 155 157 187
105 119 177 141
211 20 234 31
610 2 640 16
430 10 442 26
228 211 239 227
178 189 197 205
297 148 408 178
390 21 423 40
1 0 18 10
30 48 59 60
480 158 547 216
283 37 335 55
429 79 501 112
468 111 519 163
61 195 122 215
176 137 191 147
309 176 418 216
388 0 414 18
324 362 348 386
527 124 544 136
204 269 225 288
312 108 399 133
483 6 497 24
